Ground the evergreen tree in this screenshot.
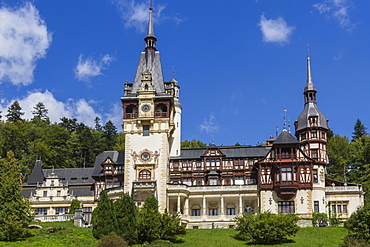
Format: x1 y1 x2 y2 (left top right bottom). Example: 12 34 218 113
0 151 33 241
104 120 117 150
114 132 125 151
69 199 81 214
91 190 117 239
31 102 49 123
94 116 102 131
159 210 186 241
138 196 161 243
326 134 350 181
114 193 138 244
352 119 367 141
6 100 24 122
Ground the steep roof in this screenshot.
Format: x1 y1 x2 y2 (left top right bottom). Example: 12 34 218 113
27 160 45 184
274 130 299 144
43 168 94 184
92 151 125 177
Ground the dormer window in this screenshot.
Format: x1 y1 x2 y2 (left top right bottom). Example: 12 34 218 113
309 117 318 127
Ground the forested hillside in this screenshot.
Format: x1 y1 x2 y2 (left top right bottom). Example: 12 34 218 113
1 100 369 203
0 101 124 177
326 119 370 204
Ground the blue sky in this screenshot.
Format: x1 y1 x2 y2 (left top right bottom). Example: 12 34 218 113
0 0 369 146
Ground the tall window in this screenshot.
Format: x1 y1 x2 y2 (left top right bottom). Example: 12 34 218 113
314 201 319 213
83 207 93 224
281 167 292 181
278 201 295 213
209 208 218 216
143 125 150 136
313 169 318 183
139 170 151 180
234 176 244 185
227 208 235 215
192 209 200 216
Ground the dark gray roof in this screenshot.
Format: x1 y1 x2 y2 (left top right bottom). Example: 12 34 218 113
130 50 165 94
69 187 94 197
172 146 270 160
43 168 94 184
92 151 125 177
296 102 328 131
274 130 299 144
27 160 45 184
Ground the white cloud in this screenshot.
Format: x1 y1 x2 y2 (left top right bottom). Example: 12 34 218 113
0 90 122 129
258 14 295 44
0 3 52 86
113 0 182 33
199 113 218 134
313 0 355 31
74 54 115 82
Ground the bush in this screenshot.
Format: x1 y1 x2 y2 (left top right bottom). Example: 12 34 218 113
340 236 370 247
96 232 128 247
235 212 300 244
312 212 328 227
345 205 370 243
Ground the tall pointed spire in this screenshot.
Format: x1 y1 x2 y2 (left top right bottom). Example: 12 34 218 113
304 44 316 101
145 0 157 50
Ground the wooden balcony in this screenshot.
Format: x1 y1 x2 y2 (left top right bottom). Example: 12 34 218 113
124 113 138 119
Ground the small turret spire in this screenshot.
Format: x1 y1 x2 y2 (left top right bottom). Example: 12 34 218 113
145 0 157 50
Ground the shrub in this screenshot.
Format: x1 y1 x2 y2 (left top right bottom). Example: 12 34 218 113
96 232 128 247
312 212 328 227
235 212 300 244
339 236 370 247
345 205 370 243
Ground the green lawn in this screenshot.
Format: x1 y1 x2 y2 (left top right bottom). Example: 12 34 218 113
175 227 347 247
0 222 347 247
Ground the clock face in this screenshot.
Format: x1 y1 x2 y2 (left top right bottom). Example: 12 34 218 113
141 104 151 112
141 152 151 161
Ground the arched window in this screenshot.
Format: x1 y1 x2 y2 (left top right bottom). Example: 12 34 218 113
139 170 151 180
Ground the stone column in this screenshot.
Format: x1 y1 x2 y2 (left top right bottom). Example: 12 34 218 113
184 196 189 216
239 195 243 215
220 195 224 216
202 195 207 217
177 193 181 213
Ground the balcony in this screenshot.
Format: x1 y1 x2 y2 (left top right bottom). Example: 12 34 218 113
34 214 74 222
124 113 138 119
154 112 168 118
133 180 156 189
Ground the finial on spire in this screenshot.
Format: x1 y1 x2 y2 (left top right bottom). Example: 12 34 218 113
307 42 312 84
276 125 279 138
172 65 175 79
212 132 215 145
145 0 157 50
283 107 287 130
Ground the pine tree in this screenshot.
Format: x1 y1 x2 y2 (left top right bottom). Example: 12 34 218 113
31 102 49 123
0 151 33 241
114 193 138 244
104 120 117 150
352 119 367 141
91 190 117 239
6 100 24 122
138 196 161 243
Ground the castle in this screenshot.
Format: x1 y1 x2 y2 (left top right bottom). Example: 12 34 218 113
22 5 364 229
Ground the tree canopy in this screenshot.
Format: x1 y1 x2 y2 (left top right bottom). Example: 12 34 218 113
181 139 206 149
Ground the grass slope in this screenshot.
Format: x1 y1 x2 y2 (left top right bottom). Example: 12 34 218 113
175 227 348 247
0 222 347 247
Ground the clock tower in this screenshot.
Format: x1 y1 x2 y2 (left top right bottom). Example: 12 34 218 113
121 4 181 212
